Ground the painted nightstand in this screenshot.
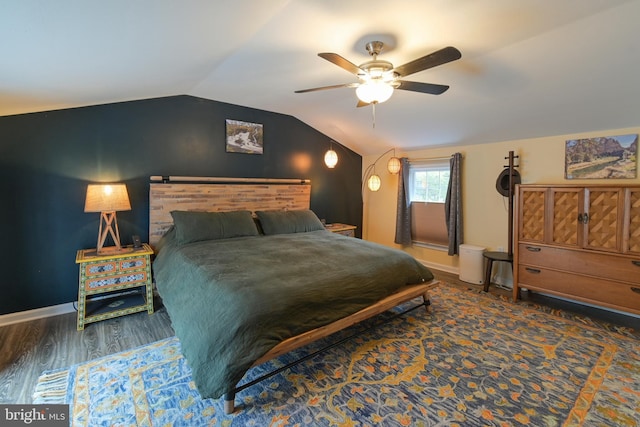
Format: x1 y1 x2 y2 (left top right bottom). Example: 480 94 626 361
75 244 154 330
325 223 357 237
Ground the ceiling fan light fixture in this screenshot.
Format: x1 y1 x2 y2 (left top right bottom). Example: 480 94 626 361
356 80 394 104
296 44 461 105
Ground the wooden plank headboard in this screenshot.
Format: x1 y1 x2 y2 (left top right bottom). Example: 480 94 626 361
149 181 311 245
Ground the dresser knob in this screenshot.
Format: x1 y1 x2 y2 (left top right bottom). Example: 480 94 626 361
577 213 590 224
525 267 541 274
632 287 640 294
632 260 640 267
526 246 541 252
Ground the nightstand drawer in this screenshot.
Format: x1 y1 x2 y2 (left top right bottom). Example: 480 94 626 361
85 271 149 291
84 256 148 277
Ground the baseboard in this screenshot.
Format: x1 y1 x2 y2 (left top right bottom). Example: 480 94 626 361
523 290 640 319
418 259 459 276
0 302 76 327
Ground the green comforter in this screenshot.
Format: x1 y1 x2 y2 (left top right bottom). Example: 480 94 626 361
153 229 433 399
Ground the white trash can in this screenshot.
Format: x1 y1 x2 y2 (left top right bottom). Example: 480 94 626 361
459 244 485 285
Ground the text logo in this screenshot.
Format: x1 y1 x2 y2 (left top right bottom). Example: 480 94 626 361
1 405 68 426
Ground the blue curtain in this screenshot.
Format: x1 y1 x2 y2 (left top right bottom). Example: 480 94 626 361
394 157 412 245
444 153 463 255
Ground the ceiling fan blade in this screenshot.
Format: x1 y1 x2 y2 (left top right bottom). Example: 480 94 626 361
295 82 359 94
356 100 370 108
396 80 450 95
392 46 461 77
318 52 364 75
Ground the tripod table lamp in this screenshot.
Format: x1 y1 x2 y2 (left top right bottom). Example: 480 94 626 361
84 184 131 254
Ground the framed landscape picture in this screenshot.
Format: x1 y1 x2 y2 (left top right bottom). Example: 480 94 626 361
226 119 263 154
565 133 637 179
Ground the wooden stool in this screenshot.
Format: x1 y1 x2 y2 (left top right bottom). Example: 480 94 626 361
483 251 513 292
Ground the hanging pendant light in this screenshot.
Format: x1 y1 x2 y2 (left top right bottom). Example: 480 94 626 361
367 174 381 191
324 141 338 168
324 149 338 168
387 156 401 174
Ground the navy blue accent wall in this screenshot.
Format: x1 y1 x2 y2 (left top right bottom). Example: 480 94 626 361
0 95 362 315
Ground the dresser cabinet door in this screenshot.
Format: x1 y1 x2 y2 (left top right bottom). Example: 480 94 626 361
549 187 583 247
626 188 640 255
583 188 624 253
518 187 547 243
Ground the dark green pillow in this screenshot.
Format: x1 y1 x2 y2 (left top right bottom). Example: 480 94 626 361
170 210 259 244
256 209 326 235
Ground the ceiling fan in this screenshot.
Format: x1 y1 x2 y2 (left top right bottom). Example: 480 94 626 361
295 41 462 106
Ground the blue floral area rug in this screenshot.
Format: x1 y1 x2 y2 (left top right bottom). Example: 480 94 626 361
33 285 640 426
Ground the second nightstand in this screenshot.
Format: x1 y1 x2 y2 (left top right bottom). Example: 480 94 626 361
325 223 357 237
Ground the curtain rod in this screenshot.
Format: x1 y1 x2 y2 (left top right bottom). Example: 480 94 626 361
408 155 457 162
150 176 310 184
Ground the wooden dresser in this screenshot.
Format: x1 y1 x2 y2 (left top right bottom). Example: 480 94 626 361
513 184 640 315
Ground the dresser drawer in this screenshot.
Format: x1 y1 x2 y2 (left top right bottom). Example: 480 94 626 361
518 244 640 285
518 265 640 314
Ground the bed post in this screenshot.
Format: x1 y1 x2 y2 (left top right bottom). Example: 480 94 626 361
223 392 236 414
422 292 431 312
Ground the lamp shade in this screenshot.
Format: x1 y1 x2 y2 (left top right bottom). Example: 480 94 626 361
367 174 381 191
324 149 338 168
356 81 394 104
387 156 401 174
84 184 131 213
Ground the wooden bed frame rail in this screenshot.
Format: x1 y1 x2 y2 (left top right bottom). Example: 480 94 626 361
223 280 440 414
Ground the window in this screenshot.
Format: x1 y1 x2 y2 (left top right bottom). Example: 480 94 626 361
408 159 450 247
409 161 450 203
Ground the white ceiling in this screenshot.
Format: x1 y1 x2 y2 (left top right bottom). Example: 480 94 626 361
1 0 639 155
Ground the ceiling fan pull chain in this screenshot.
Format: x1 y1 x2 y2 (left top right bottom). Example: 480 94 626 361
372 102 376 128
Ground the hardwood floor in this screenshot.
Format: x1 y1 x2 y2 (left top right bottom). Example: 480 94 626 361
0 295 174 404
1 270 638 404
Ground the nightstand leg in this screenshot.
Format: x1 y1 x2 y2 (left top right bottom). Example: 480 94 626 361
77 287 86 330
146 281 154 314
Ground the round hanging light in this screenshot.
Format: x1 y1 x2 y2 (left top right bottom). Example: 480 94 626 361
387 156 401 174
324 149 338 168
356 80 394 104
367 174 381 191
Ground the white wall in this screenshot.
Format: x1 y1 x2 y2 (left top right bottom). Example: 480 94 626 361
362 126 640 284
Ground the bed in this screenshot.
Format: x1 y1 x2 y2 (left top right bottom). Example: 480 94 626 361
149 178 439 413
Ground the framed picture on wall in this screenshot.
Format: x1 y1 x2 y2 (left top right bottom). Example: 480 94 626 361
565 133 638 179
226 119 263 154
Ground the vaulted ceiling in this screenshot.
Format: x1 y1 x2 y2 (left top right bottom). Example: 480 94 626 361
2 0 639 155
